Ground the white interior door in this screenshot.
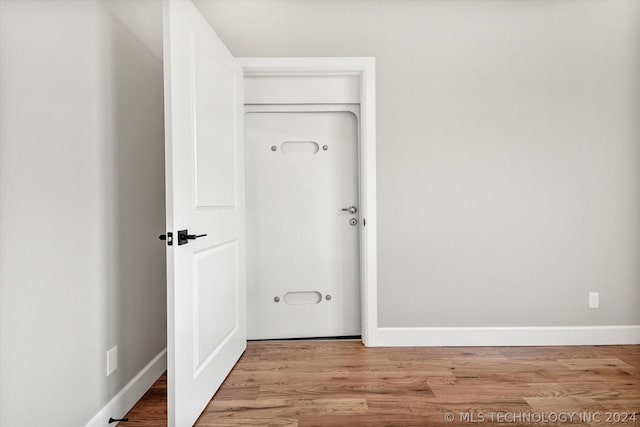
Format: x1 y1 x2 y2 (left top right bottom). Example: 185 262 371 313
163 1 245 425
245 108 360 340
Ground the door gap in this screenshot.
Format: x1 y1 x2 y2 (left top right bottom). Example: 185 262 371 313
248 335 362 342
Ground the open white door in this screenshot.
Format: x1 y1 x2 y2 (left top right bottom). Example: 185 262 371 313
163 0 245 425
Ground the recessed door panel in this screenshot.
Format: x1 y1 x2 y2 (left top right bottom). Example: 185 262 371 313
193 242 237 371
193 35 237 208
246 111 360 339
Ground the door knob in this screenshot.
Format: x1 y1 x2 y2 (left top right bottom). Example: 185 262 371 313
177 229 207 246
159 232 173 246
341 205 358 214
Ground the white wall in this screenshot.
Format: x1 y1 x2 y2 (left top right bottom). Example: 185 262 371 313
0 1 166 425
2 3 638 422
196 0 640 328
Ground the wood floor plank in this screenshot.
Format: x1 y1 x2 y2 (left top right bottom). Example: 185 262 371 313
523 396 604 411
123 342 640 426
205 398 368 416
256 376 435 400
560 358 636 371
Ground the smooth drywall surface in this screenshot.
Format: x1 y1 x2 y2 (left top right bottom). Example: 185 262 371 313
0 1 166 425
195 0 640 327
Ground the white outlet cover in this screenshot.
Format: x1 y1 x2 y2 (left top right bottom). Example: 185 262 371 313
589 292 599 309
107 345 118 376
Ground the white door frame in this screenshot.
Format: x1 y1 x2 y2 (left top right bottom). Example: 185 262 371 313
237 57 378 346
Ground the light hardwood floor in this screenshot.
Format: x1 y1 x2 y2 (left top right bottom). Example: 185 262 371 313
124 341 640 426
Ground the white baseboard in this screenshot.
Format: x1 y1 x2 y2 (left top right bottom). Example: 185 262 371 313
370 325 640 347
85 348 167 427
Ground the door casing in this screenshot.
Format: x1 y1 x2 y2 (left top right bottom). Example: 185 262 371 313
238 57 378 346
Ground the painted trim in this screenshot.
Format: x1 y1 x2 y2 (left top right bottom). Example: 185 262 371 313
243 74 360 104
370 326 640 347
237 57 373 75
238 57 378 346
84 349 167 427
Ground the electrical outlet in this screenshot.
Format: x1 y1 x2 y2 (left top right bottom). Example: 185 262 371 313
589 292 599 309
107 345 118 376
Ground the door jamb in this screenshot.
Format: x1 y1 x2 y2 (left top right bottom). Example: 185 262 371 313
237 57 378 346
